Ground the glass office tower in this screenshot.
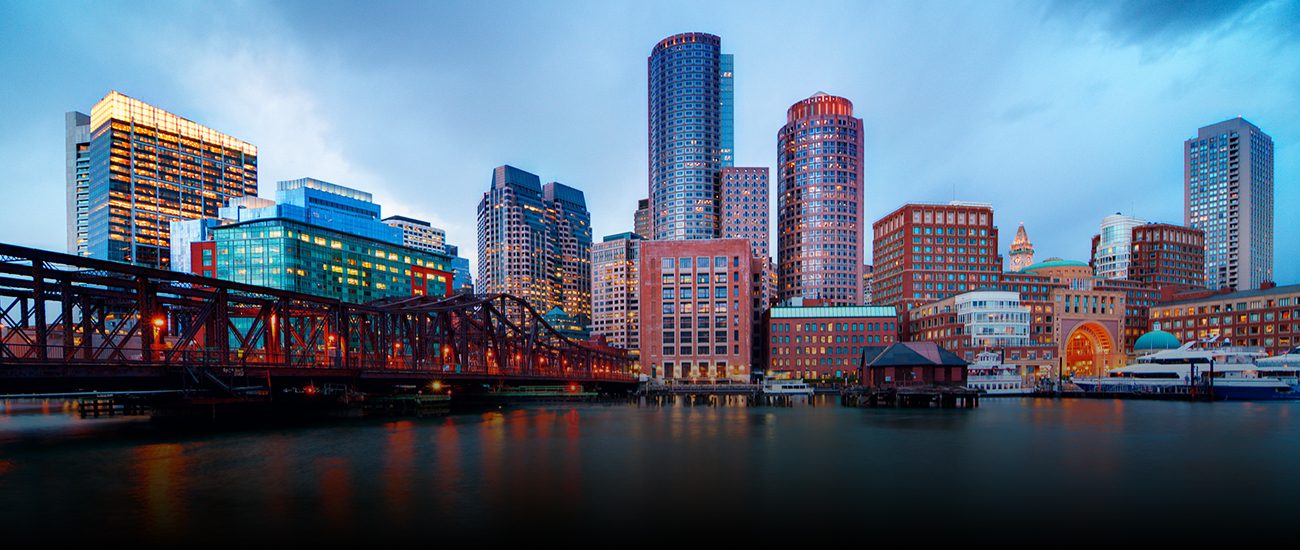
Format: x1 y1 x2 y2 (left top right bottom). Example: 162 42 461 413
70 91 257 269
1184 118 1273 290
647 33 734 241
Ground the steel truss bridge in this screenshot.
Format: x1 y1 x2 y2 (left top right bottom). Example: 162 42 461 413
0 243 635 396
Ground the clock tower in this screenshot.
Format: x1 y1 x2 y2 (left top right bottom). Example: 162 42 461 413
1009 223 1034 272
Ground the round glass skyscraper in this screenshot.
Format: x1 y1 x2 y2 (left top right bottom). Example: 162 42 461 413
776 93 864 305
647 32 733 240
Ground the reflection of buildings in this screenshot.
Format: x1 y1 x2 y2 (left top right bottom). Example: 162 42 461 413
1185 118 1273 291
68 91 257 268
764 300 897 380
777 93 864 306
639 239 762 381
1150 282 1299 357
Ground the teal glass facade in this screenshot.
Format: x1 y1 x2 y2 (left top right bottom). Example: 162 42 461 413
213 219 451 303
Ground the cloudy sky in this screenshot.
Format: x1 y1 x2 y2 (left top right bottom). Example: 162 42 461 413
1 0 1297 283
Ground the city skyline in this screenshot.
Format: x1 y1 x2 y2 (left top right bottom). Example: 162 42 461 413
2 1 1298 283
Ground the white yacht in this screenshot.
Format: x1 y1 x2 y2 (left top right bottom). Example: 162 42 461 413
966 351 1036 396
1073 339 1298 400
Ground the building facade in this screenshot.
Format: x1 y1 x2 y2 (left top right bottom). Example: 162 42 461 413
720 166 769 258
871 202 1002 312
776 93 864 306
1090 213 1145 279
68 91 257 269
1151 283 1300 357
647 32 733 240
639 239 761 381
591 232 642 355
633 198 652 239
382 215 446 254
477 166 591 320
1185 118 1273 290
1128 222 1205 292
765 304 897 380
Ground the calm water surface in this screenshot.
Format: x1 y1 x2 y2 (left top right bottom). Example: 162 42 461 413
1 396 1297 544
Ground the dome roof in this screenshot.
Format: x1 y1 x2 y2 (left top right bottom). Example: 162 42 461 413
1021 258 1089 272
1133 330 1181 351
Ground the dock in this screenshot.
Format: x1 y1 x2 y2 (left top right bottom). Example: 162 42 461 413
841 386 982 408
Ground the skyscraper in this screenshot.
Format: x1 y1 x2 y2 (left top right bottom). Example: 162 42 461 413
776 93 864 306
67 91 257 269
720 166 769 258
1185 118 1273 290
477 166 591 320
591 232 642 353
647 32 733 240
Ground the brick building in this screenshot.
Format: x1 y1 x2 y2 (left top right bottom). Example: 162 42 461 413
871 202 1002 312
1150 283 1299 357
764 301 897 380
639 239 764 381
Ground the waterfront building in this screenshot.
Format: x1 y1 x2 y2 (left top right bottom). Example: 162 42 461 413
382 215 446 254
860 342 968 389
639 239 762 381
633 198 652 239
1128 223 1205 292
67 91 257 269
647 32 733 240
177 178 456 304
591 232 642 354
720 166 769 258
1007 223 1034 272
870 202 1001 312
776 93 864 306
1185 118 1273 290
477 166 590 320
1090 213 1145 279
764 301 897 380
1150 282 1299 357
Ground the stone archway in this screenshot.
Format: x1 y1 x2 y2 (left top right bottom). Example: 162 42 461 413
1065 322 1114 378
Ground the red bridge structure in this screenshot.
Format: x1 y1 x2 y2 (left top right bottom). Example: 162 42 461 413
0 243 636 398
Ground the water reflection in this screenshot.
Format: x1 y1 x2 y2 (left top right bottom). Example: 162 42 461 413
0 398 1296 544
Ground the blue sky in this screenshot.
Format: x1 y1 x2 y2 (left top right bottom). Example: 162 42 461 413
1 0 1297 283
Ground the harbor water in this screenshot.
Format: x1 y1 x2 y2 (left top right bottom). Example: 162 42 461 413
2 396 1297 544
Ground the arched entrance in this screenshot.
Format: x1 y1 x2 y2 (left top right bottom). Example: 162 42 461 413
1064 322 1114 378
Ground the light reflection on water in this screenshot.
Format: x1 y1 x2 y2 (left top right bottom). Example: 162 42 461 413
0 397 1297 544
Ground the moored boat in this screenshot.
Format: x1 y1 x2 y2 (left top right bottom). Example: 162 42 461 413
966 351 1036 396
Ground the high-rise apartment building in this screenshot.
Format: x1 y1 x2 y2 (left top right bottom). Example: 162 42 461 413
65 112 92 256
720 167 769 258
776 93 864 306
591 232 642 354
633 198 652 239
477 166 591 320
1185 118 1273 290
871 202 1002 312
647 32 733 240
67 91 257 269
1090 213 1145 279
